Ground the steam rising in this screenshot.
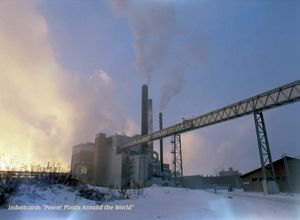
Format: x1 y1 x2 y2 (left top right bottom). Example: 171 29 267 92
0 1 138 168
110 1 176 82
159 73 184 110
110 0 203 109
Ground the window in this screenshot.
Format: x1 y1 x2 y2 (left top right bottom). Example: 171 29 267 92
80 165 88 175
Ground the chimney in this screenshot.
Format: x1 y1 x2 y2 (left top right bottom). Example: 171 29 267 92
141 84 148 136
159 112 164 172
141 84 149 155
148 99 153 151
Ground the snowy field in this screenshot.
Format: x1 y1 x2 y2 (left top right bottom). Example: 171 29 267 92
0 184 300 220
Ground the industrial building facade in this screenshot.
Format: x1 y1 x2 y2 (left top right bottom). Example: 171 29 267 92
70 143 94 183
183 168 242 189
241 156 300 193
92 133 130 187
71 133 151 188
71 85 167 188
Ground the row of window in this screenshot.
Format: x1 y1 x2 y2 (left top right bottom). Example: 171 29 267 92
251 176 287 182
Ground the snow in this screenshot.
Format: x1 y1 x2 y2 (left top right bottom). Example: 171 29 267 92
8 184 97 206
207 188 300 205
0 184 300 220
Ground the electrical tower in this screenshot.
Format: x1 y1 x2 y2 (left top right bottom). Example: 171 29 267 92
171 134 183 186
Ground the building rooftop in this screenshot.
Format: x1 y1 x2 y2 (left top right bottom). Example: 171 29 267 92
241 156 300 178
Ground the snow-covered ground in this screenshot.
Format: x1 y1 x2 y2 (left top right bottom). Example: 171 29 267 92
0 184 300 220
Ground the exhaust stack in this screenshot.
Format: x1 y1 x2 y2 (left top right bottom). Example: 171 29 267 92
141 84 149 157
159 112 164 172
141 84 148 138
148 99 153 151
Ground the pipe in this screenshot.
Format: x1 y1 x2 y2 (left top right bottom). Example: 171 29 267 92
149 150 159 160
159 112 164 172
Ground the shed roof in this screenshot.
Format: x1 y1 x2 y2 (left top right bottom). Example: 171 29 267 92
241 156 300 178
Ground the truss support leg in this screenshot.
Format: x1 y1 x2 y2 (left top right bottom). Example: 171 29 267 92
171 134 183 186
253 111 278 194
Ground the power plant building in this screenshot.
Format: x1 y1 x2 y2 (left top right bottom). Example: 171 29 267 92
71 142 94 183
70 84 165 188
70 81 300 192
71 133 133 187
92 133 131 187
182 168 242 189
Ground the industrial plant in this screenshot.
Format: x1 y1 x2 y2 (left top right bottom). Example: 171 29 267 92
71 85 169 188
71 80 300 194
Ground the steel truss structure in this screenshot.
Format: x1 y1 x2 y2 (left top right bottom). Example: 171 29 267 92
253 111 276 181
119 80 300 151
170 134 183 186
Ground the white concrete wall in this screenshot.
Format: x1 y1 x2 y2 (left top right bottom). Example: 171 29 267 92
104 135 131 187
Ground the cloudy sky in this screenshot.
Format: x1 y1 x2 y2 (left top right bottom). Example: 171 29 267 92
0 0 299 175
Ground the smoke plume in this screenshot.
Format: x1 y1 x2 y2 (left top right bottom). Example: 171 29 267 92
159 72 184 110
110 0 204 109
110 1 176 82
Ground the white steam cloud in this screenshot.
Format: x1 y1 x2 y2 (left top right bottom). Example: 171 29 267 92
110 0 176 82
0 0 138 168
109 0 204 109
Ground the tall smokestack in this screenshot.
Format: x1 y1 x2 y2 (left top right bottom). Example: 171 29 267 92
141 84 148 153
159 112 164 172
141 84 148 136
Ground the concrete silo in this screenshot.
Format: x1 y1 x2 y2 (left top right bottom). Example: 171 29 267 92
93 133 108 186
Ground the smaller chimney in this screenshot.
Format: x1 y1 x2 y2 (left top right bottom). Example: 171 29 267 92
159 112 164 172
148 99 153 151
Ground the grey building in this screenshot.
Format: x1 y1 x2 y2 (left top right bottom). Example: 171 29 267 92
92 133 132 187
219 167 240 177
183 168 242 189
71 133 142 188
241 156 300 193
71 142 94 183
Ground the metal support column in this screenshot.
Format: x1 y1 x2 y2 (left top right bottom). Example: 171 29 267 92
253 111 277 193
282 154 292 192
171 134 183 186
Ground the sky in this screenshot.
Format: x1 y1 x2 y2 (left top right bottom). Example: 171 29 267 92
0 0 299 175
